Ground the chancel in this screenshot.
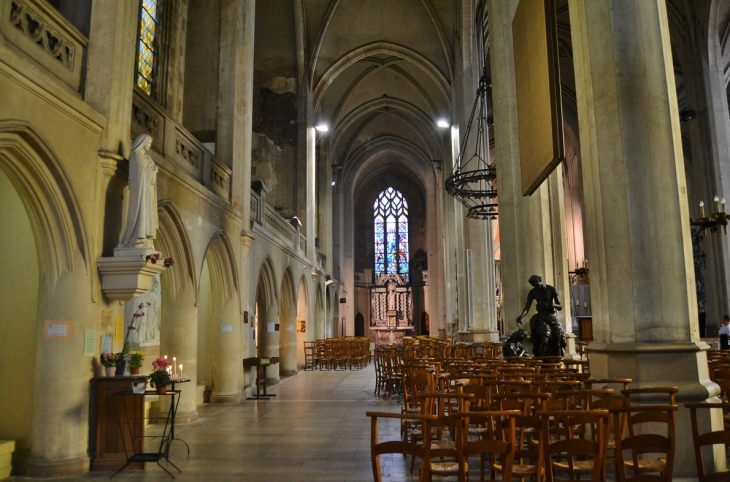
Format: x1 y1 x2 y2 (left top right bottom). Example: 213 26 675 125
1 0 730 480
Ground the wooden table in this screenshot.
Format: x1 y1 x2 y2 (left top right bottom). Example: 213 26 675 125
243 357 280 400
91 376 148 471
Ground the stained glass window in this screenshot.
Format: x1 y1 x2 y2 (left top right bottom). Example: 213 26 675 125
374 188 409 282
136 0 161 96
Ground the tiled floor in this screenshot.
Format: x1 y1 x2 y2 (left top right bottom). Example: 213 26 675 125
12 365 420 482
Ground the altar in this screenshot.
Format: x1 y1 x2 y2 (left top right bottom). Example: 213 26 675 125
370 326 410 346
369 275 412 346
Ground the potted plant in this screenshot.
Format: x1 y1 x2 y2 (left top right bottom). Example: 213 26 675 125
100 353 118 377
149 357 172 394
128 351 145 375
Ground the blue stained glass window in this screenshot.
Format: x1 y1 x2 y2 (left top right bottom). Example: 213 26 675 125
136 0 161 96
374 188 409 282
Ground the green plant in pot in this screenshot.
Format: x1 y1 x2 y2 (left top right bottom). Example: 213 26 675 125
128 351 145 375
149 357 172 393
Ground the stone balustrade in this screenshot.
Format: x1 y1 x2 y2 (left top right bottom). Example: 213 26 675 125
1 0 87 90
131 89 231 203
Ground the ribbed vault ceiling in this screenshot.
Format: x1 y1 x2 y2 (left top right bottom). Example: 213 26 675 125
306 0 457 167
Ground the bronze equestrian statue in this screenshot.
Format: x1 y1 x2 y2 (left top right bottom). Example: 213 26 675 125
516 275 566 357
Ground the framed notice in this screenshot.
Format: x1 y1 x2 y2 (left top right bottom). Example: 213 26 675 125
44 320 72 340
114 317 124 343
220 323 234 334
513 0 564 195
84 329 96 356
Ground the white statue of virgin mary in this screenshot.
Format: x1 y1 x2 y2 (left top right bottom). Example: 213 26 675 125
118 134 158 249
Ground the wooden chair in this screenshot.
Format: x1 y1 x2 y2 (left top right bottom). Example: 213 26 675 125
621 386 678 406
459 410 520 482
611 405 678 481
685 402 730 481
492 411 545 482
402 368 438 441
584 377 632 392
412 392 474 477
539 409 610 482
367 411 437 482
303 341 317 370
553 388 615 411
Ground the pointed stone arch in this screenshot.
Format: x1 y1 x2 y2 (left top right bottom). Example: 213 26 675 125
256 256 279 311
0 121 96 475
198 230 243 402
201 230 239 304
156 200 197 300
0 120 91 287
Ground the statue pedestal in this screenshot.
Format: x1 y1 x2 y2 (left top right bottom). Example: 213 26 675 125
97 256 166 301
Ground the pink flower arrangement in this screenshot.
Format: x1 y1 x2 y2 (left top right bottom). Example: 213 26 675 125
152 357 171 372
100 352 118 368
164 256 175 268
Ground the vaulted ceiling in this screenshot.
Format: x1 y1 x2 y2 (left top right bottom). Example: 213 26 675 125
255 0 458 174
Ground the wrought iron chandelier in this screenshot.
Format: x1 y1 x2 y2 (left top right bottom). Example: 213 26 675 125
445 71 498 219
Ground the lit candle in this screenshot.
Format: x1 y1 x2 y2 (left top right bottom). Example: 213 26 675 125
700 201 706 218
164 355 168 360
173 357 177 379
179 364 183 380
714 196 720 213
723 198 726 214
584 259 588 269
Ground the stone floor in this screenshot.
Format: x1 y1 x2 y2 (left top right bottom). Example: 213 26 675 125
11 364 422 482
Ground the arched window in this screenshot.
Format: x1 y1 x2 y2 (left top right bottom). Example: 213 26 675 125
374 188 409 282
136 0 164 97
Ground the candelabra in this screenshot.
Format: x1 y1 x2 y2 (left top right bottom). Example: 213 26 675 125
568 259 589 285
691 196 727 331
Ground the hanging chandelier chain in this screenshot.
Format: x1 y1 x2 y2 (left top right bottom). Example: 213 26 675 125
445 68 498 219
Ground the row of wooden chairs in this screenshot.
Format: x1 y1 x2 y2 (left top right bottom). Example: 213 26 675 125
369 393 695 481
303 338 370 371
403 336 503 360
382 352 730 482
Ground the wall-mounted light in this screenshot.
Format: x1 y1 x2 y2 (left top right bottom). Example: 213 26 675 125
331 164 343 188
437 119 451 128
315 122 329 132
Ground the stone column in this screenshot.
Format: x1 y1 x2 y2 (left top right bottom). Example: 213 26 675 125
218 0 255 226
84 0 138 157
488 0 574 349
568 0 721 476
240 233 255 391
258 299 280 385
161 287 198 423
26 254 93 477
209 292 242 403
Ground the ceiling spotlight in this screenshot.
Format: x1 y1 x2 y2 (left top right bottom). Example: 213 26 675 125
315 122 329 132
437 119 451 128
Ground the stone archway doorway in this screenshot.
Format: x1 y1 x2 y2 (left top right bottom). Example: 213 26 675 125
355 312 365 337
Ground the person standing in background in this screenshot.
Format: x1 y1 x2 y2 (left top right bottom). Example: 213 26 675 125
719 315 730 350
